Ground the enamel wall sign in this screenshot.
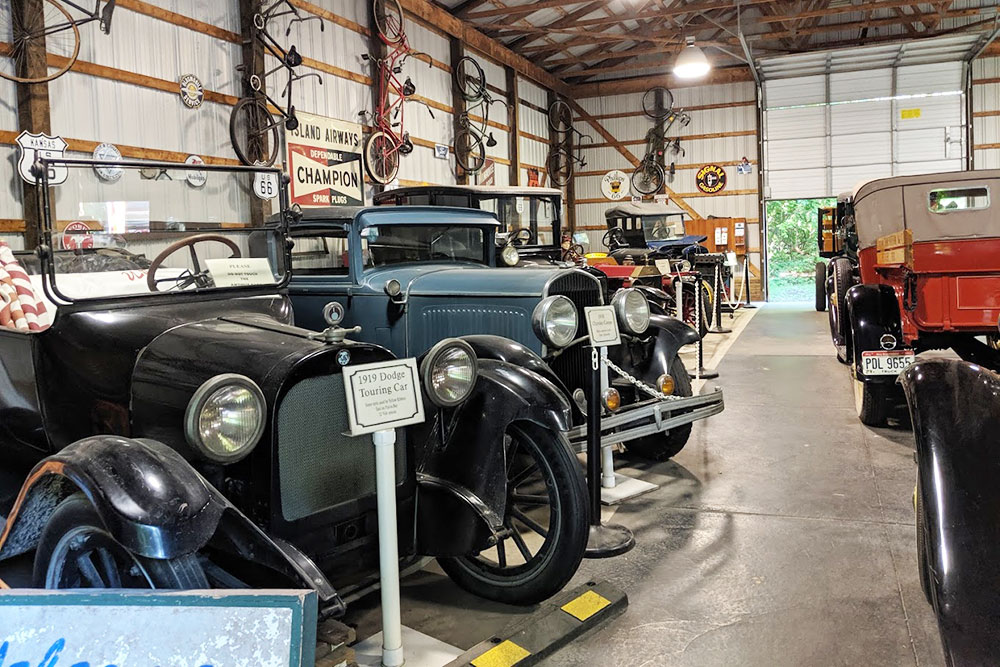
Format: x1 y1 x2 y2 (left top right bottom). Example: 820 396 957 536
16 131 67 185
179 74 204 109
93 142 123 182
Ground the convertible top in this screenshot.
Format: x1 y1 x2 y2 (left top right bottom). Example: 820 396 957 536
374 184 563 199
274 205 501 228
605 201 687 219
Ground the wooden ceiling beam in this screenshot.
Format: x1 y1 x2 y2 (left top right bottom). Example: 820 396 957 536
504 0 607 51
751 7 985 42
572 66 754 98
464 0 603 20
754 0 972 23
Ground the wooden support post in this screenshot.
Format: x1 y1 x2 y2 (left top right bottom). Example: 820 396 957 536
237 0 267 226
366 0 389 196
13 0 50 249
506 67 520 186
451 38 468 185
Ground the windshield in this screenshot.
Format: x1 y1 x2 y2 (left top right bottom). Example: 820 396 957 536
40 161 286 302
642 215 685 242
362 225 487 267
479 196 557 246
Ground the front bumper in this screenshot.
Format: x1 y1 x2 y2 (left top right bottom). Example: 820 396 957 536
566 387 725 450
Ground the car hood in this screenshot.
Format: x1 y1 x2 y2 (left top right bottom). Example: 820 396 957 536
362 264 568 297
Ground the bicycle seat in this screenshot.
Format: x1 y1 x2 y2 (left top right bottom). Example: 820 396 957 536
285 45 303 68
100 0 117 34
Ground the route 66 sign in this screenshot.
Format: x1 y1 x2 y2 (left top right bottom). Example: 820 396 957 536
253 171 279 200
16 131 68 185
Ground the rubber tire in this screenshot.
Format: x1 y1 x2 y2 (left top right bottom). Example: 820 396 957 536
830 257 853 363
915 474 932 605
455 128 485 174
624 357 694 461
642 86 674 120
815 261 827 312
455 56 486 102
229 97 279 167
33 494 208 589
631 162 664 195
365 131 399 184
438 423 587 605
853 376 889 427
373 0 404 44
548 99 573 133
546 146 573 187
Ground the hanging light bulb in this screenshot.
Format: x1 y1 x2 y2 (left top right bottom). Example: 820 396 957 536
673 36 711 79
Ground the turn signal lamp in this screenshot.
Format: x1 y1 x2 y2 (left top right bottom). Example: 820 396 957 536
602 388 621 412
657 373 675 396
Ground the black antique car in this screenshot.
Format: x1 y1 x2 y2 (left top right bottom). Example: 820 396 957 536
0 158 588 609
816 191 858 361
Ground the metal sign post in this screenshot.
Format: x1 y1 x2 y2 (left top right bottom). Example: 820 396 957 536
373 428 404 667
692 278 719 380
742 255 757 309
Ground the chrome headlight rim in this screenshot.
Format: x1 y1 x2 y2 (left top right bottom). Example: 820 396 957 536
420 338 479 408
612 288 651 335
500 244 520 267
532 295 579 349
184 373 266 464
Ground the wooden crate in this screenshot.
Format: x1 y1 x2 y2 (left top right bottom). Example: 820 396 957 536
875 229 913 268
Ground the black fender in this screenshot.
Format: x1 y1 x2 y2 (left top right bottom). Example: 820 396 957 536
608 313 697 387
461 334 570 400
845 283 903 384
899 359 1000 664
411 355 573 557
0 436 343 609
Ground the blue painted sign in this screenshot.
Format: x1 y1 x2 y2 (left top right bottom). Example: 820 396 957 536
0 589 316 667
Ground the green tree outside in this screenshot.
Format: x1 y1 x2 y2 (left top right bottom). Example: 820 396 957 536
766 197 835 302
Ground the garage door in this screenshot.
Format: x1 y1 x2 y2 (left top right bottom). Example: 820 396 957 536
763 61 967 200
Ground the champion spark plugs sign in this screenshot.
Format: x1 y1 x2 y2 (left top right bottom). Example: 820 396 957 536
286 111 364 207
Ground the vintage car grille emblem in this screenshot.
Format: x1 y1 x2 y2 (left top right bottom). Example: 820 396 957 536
879 334 896 350
337 349 351 366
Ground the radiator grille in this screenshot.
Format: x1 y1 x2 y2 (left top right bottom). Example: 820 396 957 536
277 374 405 522
547 271 603 395
415 305 532 354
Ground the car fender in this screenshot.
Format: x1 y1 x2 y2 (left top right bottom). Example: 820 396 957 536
460 334 570 400
900 359 1000 663
412 358 573 556
845 283 903 384
608 313 697 387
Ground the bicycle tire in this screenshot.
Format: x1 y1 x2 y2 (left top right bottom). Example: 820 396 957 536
455 56 486 102
0 0 80 83
373 0 404 45
546 146 574 188
366 131 400 184
229 97 280 167
642 86 674 120
548 99 573 133
454 129 486 174
631 161 664 195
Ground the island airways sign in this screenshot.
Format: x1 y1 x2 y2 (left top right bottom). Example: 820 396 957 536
286 111 364 208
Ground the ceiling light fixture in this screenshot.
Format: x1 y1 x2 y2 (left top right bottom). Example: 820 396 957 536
673 36 711 80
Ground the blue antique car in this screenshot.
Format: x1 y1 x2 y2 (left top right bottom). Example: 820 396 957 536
278 206 724 464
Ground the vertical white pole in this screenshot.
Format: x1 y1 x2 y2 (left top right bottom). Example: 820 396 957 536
373 428 405 667
599 346 615 489
674 277 683 323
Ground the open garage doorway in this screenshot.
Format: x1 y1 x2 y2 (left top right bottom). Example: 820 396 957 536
765 197 834 302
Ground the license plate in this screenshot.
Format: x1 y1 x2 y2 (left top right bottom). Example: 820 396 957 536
861 350 915 376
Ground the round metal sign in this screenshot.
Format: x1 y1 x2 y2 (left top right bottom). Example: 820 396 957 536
179 74 204 109
185 155 207 187
600 169 630 201
696 164 727 194
92 142 123 182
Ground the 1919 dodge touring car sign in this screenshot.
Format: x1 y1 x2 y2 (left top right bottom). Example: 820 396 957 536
286 111 364 208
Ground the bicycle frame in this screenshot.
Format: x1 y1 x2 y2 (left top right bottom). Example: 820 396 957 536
369 39 420 158
36 0 112 38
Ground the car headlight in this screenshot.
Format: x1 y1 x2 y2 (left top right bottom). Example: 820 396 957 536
185 374 266 463
612 288 650 335
421 338 478 408
532 295 579 348
500 244 519 267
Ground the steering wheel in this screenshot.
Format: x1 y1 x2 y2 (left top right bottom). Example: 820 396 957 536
561 243 585 264
602 227 627 250
146 234 242 292
510 228 532 247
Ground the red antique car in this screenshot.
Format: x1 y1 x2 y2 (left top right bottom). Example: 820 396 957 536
842 170 1000 425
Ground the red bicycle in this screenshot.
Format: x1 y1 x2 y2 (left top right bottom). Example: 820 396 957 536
362 0 433 184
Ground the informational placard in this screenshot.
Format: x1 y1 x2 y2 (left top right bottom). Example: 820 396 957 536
654 259 672 274
584 305 621 347
287 111 364 207
654 193 668 204
734 221 745 237
343 358 425 436
0 589 316 667
206 257 275 286
714 227 728 246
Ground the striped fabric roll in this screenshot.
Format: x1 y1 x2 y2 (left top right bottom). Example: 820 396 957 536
0 242 50 331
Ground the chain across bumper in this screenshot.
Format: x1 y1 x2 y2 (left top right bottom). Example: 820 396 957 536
566 387 725 450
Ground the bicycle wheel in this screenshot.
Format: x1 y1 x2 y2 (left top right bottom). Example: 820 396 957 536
546 146 574 187
366 131 400 184
455 56 486 102
642 86 674 120
230 97 280 167
631 161 664 195
548 99 573 133
373 0 404 45
455 129 485 174
0 0 80 83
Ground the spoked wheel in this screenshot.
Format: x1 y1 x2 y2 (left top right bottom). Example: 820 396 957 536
642 86 674 120
455 56 486 101
34 495 208 589
815 261 827 312
0 0 80 83
546 146 574 187
631 162 664 195
373 0 404 45
455 128 485 174
230 97 280 166
365 131 400 184
438 423 588 605
548 99 573 133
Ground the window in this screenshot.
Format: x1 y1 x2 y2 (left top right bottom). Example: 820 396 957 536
290 231 351 275
362 225 486 267
928 187 990 213
434 194 471 207
478 196 558 246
